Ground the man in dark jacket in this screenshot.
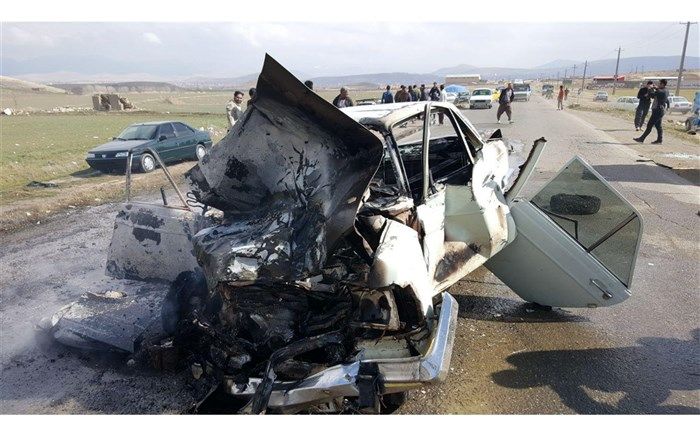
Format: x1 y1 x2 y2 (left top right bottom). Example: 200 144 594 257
332 87 354 108
497 83 515 123
634 79 670 144
395 85 411 103
419 84 428 101
634 81 654 131
429 82 441 101
381 85 394 104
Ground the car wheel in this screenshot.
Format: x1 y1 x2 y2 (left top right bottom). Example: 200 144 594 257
550 193 601 215
379 391 407 414
139 153 156 173
195 144 206 160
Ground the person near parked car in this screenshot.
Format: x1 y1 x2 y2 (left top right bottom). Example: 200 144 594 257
419 84 428 101
564 88 570 100
429 82 441 101
226 90 245 128
635 81 654 131
332 87 355 108
381 85 394 104
497 82 515 123
395 85 411 103
634 79 670 144
557 85 565 110
407 85 416 101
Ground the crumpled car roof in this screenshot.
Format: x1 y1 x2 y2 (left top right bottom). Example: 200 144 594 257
186 54 384 285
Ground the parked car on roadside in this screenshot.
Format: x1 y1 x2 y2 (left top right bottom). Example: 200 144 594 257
85 121 212 173
46 55 643 415
469 88 494 109
668 96 692 114
613 96 640 111
594 91 609 102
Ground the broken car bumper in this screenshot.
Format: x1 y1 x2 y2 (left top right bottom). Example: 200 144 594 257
223 292 458 412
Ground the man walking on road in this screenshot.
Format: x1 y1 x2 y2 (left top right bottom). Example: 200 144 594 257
497 82 515 123
381 85 394 104
634 79 670 144
557 85 565 110
635 81 654 131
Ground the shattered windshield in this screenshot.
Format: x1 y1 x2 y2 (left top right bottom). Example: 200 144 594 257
117 125 158 140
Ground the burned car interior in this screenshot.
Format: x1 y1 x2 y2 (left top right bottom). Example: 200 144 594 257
42 54 643 414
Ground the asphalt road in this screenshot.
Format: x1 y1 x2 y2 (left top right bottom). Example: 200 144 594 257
400 95 700 414
0 96 698 414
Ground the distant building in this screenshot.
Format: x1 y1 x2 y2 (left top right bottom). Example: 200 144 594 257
592 75 626 84
445 74 481 85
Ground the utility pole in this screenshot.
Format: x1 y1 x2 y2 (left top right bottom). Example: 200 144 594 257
676 21 696 96
581 60 588 92
564 68 568 79
572 64 577 79
612 46 622 95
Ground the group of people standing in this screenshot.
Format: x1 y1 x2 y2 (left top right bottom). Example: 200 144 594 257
379 82 446 104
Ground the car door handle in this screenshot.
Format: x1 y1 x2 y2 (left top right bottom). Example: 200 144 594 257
590 278 613 300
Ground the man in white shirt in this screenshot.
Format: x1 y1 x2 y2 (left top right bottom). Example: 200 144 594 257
226 91 244 128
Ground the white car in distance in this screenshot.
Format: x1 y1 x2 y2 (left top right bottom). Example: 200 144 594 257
469 88 493 109
613 96 640 111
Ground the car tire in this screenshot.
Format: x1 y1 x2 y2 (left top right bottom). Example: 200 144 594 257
550 193 601 215
195 143 206 160
139 153 156 173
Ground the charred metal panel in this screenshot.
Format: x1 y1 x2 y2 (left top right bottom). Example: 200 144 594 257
187 54 383 285
106 203 200 283
368 220 434 313
45 283 170 353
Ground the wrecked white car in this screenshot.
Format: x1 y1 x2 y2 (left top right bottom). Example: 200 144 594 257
43 55 642 414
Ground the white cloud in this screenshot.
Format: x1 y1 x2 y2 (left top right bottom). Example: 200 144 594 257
142 32 162 44
4 26 54 46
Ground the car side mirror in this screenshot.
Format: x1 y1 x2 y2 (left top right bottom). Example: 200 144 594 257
159 135 167 142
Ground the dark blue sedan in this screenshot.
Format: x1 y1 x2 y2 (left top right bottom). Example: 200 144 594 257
85 121 213 173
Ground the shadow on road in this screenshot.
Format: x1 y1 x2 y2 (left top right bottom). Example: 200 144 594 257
593 164 694 185
453 294 589 323
492 329 700 414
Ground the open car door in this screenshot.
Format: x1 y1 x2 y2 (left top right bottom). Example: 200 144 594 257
485 157 642 308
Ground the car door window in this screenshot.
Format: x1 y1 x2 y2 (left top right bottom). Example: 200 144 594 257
392 113 426 201
159 123 176 139
174 122 193 137
530 158 641 286
426 107 471 191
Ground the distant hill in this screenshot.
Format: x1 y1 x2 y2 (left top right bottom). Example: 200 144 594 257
218 56 700 89
51 81 184 95
0 76 66 94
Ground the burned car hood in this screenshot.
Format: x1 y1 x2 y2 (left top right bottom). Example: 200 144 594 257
186 54 384 285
